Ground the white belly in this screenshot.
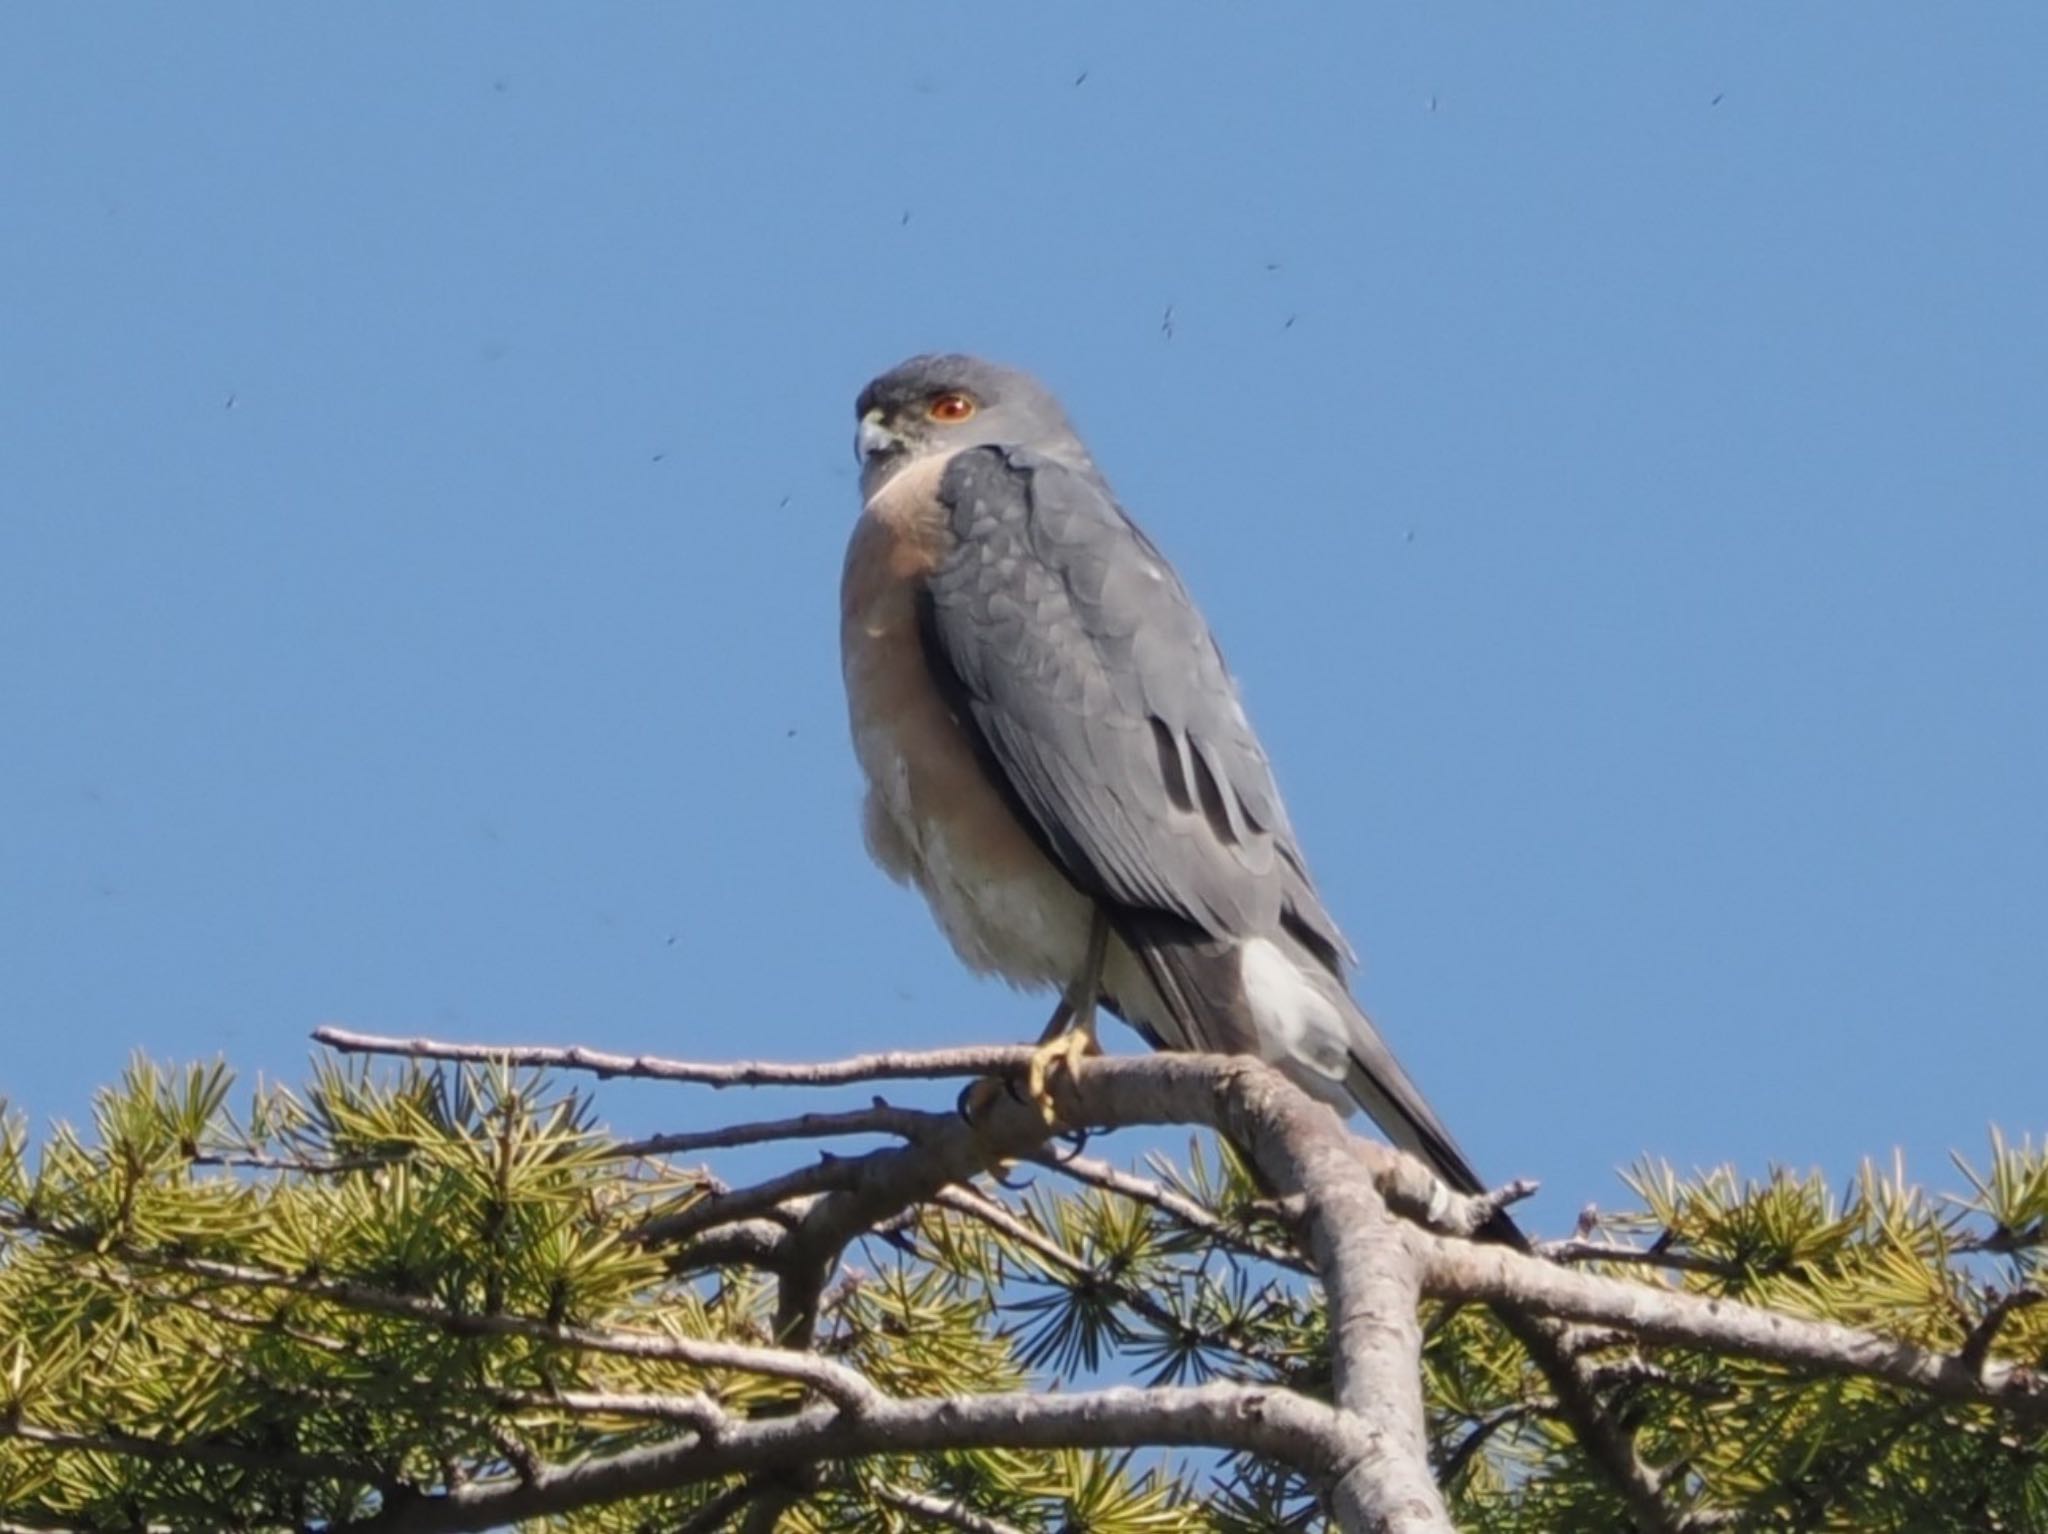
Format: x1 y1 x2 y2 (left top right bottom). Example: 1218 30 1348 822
855 725 1096 989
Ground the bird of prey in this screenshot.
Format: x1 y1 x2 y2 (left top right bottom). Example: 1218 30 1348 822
841 353 1508 1229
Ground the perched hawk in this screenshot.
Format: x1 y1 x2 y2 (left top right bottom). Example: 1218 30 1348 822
841 353 1511 1235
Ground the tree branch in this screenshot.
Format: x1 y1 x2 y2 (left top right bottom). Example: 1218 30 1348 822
329 1381 1347 1534
0 1216 881 1413
610 1102 932 1161
1023 1147 1313 1274
312 1027 1031 1089
319 1035 1464 1530
1959 1285 2044 1378
1423 1238 2048 1423
297 1031 2048 1527
2 1417 384 1489
873 1482 1030 1534
1536 1236 1741 1279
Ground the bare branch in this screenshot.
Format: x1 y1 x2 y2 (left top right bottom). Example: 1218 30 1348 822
313 1026 1030 1089
1960 1285 2044 1378
328 1381 1349 1534
663 1218 796 1275
1433 1396 1556 1484
1500 1314 1686 1533
673 1482 761 1533
611 1102 933 1160
874 1483 1029 1534
1343 1136 1535 1243
1955 1219 2048 1257
498 1387 729 1436
1536 1237 1742 1279
186 1148 399 1176
1425 1238 2048 1423
633 1155 867 1247
1026 1147 1313 1274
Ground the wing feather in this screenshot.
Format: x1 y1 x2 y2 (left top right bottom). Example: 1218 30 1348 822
920 445 1347 962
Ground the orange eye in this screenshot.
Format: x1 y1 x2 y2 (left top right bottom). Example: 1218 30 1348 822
927 392 977 423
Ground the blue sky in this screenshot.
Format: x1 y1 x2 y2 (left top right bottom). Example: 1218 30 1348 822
2 7 2042 1237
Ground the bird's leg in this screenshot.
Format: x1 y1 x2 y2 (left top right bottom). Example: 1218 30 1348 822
1024 909 1109 1120
958 993 1073 1124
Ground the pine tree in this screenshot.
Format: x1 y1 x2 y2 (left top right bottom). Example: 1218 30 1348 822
1 1038 2042 1532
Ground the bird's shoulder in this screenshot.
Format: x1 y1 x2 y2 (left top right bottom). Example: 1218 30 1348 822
936 443 1125 545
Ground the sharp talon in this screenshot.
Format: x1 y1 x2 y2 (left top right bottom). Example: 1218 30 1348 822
957 1076 1006 1125
988 1161 1032 1191
1047 1126 1091 1164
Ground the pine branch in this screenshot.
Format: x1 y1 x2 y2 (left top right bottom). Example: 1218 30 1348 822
1025 1147 1314 1274
0 1213 881 1411
873 1483 1030 1534
2 1417 387 1489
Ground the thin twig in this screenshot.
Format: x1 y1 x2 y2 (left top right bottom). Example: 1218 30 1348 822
187 1148 401 1175
1954 1219 2048 1256
314 1027 1031 1089
1537 1237 1741 1279
611 1102 934 1160
1433 1396 1555 1484
1024 1148 1312 1274
1960 1285 2044 1377
932 1184 1298 1380
674 1481 762 1534
874 1483 1030 1534
633 1155 870 1247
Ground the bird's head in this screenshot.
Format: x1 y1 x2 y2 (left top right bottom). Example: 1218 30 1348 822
855 353 1089 496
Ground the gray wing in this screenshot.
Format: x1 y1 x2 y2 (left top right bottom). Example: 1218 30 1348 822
920 445 1348 968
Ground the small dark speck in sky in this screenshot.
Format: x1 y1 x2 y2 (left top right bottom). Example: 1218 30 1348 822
224 393 236 410
1282 314 1297 331
1712 93 1725 106
1160 304 1176 340
1074 70 1088 87
652 452 666 463
900 210 911 227
778 494 791 510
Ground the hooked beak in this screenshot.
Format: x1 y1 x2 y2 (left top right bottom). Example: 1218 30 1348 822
856 409 900 465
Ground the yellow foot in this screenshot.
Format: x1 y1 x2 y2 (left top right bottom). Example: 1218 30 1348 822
1023 1024 1099 1123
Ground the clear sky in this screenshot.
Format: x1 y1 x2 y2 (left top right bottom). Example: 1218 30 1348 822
3 7 2042 1237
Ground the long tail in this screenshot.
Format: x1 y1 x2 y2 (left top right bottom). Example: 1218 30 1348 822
1334 987 1527 1248
1120 915 1525 1248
